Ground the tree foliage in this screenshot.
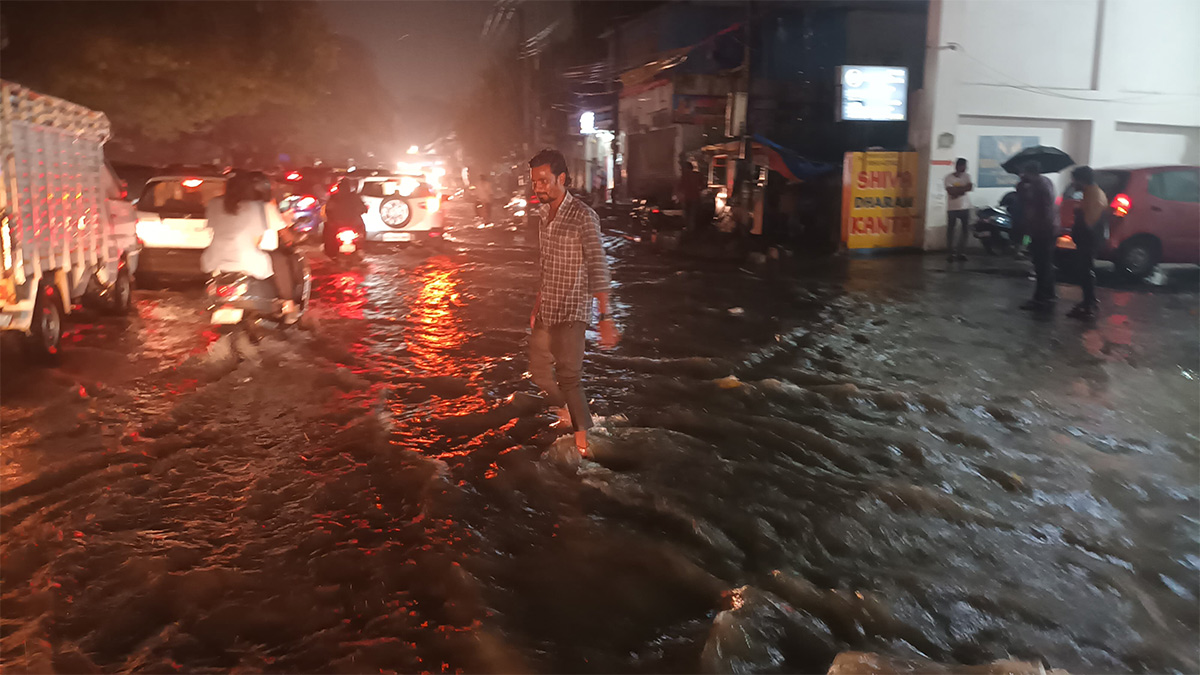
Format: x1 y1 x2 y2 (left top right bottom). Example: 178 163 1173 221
453 52 523 169
2 2 334 141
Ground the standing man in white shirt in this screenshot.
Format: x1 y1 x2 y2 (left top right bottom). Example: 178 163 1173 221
944 158 974 261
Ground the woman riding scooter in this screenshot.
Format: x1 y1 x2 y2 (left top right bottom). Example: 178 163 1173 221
201 171 300 322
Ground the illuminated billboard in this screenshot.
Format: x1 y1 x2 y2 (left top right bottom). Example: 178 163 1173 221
838 66 908 122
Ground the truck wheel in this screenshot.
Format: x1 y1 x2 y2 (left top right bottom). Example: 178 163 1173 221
27 283 64 360
1117 237 1159 279
106 268 134 315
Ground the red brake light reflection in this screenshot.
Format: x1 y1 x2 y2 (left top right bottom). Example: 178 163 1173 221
1112 193 1131 217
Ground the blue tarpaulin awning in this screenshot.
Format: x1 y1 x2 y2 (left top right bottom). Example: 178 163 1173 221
699 135 836 183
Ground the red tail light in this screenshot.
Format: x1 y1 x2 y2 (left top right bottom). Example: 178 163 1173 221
1112 193 1131 217
652 208 660 214
329 183 340 193
286 171 302 182
297 196 317 210
182 178 204 188
1055 195 1062 206
216 284 234 297
336 229 360 243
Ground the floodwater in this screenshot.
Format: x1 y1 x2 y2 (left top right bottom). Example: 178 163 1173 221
2 203 1197 674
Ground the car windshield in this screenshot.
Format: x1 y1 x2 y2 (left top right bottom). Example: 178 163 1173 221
138 179 225 217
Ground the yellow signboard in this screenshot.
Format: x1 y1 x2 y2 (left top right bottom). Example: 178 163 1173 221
841 151 920 250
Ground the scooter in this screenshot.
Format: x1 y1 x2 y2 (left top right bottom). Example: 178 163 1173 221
206 252 312 331
280 195 323 244
973 203 1017 255
323 222 365 260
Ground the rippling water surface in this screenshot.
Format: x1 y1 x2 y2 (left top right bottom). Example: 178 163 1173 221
2 207 1197 673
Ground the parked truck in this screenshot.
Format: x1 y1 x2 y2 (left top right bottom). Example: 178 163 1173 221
0 80 140 359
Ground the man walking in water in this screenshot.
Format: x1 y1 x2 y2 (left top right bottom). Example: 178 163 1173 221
528 148 620 457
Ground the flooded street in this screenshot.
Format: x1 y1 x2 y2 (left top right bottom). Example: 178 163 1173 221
2 204 1197 674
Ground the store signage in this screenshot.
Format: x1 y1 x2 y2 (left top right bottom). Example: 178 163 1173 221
841 151 920 249
838 66 908 122
672 94 726 126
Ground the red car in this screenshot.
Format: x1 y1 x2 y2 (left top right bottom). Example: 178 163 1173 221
1057 165 1200 278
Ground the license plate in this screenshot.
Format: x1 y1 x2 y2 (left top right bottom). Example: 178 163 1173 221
212 307 244 325
381 232 412 242
339 243 357 253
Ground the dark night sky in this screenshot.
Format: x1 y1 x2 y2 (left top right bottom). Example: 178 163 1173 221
320 0 575 147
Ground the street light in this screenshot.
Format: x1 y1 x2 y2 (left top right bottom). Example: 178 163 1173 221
408 145 419 154
580 111 595 135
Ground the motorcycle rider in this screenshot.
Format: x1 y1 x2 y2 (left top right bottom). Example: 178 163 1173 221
324 177 368 257
201 171 299 321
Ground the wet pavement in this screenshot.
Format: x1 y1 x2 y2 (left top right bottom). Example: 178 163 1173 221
2 204 1197 674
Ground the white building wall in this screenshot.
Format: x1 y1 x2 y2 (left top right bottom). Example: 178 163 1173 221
914 0 1200 250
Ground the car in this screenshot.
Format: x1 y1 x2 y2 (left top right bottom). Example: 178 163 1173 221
348 173 444 245
134 172 227 279
1057 165 1200 278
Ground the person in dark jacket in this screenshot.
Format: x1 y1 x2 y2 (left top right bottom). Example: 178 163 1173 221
323 178 368 257
1017 161 1059 311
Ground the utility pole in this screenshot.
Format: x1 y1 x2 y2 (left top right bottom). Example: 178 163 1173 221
517 3 530 162
607 27 622 204
740 0 752 162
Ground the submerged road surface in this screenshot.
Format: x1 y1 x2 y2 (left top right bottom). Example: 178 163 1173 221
2 206 1197 673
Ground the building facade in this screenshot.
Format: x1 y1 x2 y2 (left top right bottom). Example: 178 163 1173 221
914 0 1200 249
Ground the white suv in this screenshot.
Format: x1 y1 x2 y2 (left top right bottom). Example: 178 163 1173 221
351 174 444 244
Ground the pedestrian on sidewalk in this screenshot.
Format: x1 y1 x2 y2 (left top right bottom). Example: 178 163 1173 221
677 160 706 234
944 158 974 261
527 148 620 457
1017 161 1060 311
1067 165 1107 319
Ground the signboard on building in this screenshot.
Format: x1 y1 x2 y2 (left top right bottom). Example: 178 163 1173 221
838 66 908 121
977 135 1038 188
841 151 920 250
672 94 726 126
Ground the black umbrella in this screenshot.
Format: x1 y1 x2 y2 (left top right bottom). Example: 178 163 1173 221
1002 146 1075 174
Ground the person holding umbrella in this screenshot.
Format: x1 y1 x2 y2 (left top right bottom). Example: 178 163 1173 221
1016 161 1060 311
1000 147 1073 312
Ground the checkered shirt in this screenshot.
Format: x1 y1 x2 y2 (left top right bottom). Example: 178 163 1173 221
536 192 612 325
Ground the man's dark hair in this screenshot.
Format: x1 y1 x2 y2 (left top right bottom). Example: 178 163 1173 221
1072 165 1095 185
528 148 568 179
1021 160 1041 176
956 157 967 168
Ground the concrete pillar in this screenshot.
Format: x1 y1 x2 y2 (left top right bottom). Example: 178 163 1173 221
913 0 968 251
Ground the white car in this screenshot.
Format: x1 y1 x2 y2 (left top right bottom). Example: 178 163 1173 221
134 173 226 278
351 173 444 244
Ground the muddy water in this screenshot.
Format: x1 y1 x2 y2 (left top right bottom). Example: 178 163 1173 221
2 209 1197 673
